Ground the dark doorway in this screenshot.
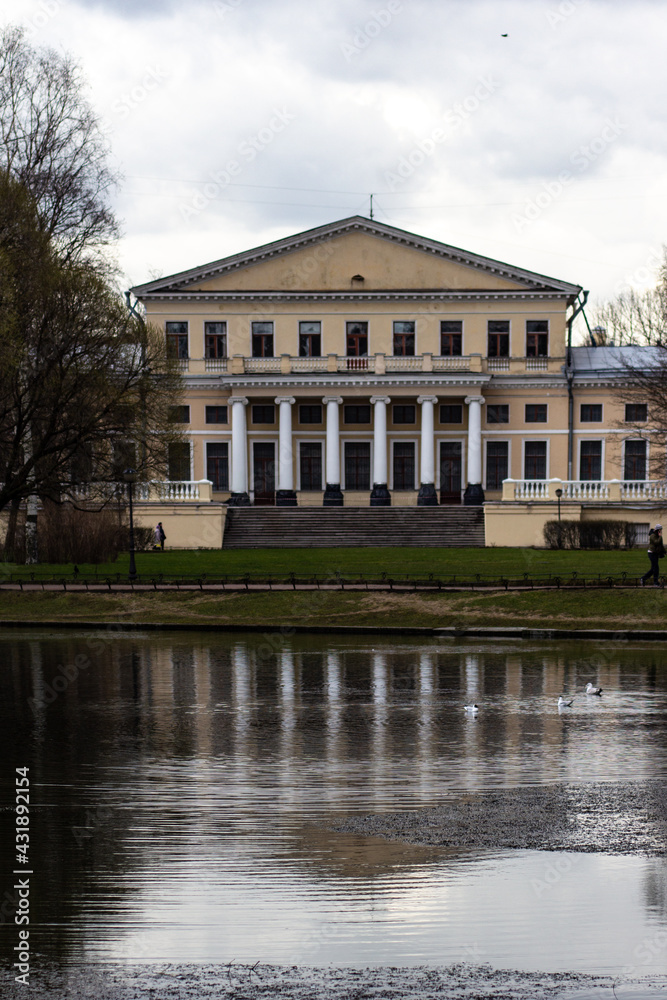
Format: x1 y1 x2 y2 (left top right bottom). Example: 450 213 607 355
440 441 462 504
253 442 276 505
344 442 371 490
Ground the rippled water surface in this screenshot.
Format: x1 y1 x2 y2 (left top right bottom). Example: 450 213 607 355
2 630 667 975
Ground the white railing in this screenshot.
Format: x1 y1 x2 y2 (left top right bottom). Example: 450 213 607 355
135 480 212 502
243 357 282 373
432 355 471 370
564 481 610 501
487 357 510 371
525 357 548 371
385 356 423 371
290 356 328 371
338 356 375 372
204 357 228 372
620 480 667 501
512 479 551 500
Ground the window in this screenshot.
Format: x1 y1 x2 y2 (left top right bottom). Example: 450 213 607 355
205 405 228 424
440 321 462 356
251 321 274 357
300 442 322 490
207 443 229 490
486 441 508 490
252 404 275 424
440 403 463 424
168 442 190 481
625 403 648 422
525 403 547 423
487 404 509 424
488 320 510 358
112 441 136 480
624 440 647 480
346 321 368 357
205 321 227 358
166 321 188 358
580 440 602 481
344 404 371 424
393 321 415 356
299 321 321 357
344 442 370 489
393 442 415 489
526 320 548 357
299 404 323 424
524 441 547 480
168 405 190 423
393 404 416 424
580 403 602 422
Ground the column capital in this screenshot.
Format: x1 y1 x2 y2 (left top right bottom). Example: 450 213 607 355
322 395 343 405
370 395 391 405
464 395 485 406
417 395 438 405
274 396 296 405
230 396 249 406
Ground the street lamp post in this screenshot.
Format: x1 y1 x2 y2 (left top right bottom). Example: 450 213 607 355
123 468 138 582
555 487 563 522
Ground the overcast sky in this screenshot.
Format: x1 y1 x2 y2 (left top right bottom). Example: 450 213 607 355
4 0 667 313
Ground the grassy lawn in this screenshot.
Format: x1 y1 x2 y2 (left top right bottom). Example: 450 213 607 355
0 546 655 581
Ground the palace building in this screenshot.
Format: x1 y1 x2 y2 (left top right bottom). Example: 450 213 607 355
129 216 666 546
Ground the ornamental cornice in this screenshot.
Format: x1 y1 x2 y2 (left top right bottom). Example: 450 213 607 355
139 290 571 303
210 374 491 389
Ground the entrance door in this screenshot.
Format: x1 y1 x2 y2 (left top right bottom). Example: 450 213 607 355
440 441 462 505
253 442 276 505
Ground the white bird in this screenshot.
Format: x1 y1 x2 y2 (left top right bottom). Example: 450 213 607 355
464 704 479 714
586 683 603 696
558 696 573 707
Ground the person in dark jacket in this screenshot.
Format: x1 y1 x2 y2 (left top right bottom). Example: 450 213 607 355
641 524 665 586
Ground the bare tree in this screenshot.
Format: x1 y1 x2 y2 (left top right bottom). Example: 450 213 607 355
0 25 120 265
590 248 667 346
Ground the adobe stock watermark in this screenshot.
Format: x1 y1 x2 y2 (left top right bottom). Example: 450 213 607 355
180 108 296 222
111 66 169 120
613 245 664 296
545 0 588 29
213 0 245 19
512 116 627 233
383 76 500 191
340 1 403 62
25 0 64 33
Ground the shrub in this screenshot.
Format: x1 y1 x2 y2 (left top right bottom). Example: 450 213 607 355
544 519 637 550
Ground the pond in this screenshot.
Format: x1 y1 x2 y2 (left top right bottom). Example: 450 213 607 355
1 629 666 979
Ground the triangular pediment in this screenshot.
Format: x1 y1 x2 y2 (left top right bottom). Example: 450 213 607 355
131 217 581 299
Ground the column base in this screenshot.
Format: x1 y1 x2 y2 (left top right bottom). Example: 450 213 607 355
463 483 485 506
323 483 344 506
227 492 251 506
417 483 438 506
370 483 391 506
276 490 298 507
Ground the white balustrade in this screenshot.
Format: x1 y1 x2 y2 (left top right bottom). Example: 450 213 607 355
487 357 510 371
290 356 328 371
621 480 667 501
564 481 610 501
204 357 228 372
525 357 548 371
513 479 550 500
385 356 423 371
432 356 470 370
504 479 667 502
243 357 281 373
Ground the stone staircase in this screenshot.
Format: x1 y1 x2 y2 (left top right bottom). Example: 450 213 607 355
222 506 485 548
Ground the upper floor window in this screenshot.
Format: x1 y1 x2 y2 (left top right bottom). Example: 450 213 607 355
525 403 547 422
524 440 547 480
580 440 602 481
252 404 275 424
252 321 274 357
488 320 509 358
625 403 648 422
299 321 321 357
393 404 416 424
580 403 602 422
487 404 509 424
166 321 188 359
205 321 227 358
299 404 323 424
440 403 463 424
625 439 647 480
393 321 415 356
168 405 190 423
346 321 368 357
344 404 371 424
526 320 548 357
440 321 462 356
205 405 228 424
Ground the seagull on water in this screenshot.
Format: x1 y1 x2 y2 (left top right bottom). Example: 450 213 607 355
558 696 573 707
464 704 479 714
586 683 603 696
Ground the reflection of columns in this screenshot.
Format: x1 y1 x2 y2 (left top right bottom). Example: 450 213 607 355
370 395 391 506
229 397 250 505
464 395 485 505
322 395 344 505
371 651 389 803
417 395 438 505
275 396 297 506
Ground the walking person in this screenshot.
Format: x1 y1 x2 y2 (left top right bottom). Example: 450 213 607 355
154 521 166 552
641 523 665 587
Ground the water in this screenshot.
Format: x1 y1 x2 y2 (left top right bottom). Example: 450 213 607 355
1 630 667 975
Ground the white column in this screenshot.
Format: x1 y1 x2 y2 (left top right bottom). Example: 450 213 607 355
370 396 390 485
275 395 296 503
417 395 437 505
322 396 343 505
464 395 485 500
230 396 249 498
